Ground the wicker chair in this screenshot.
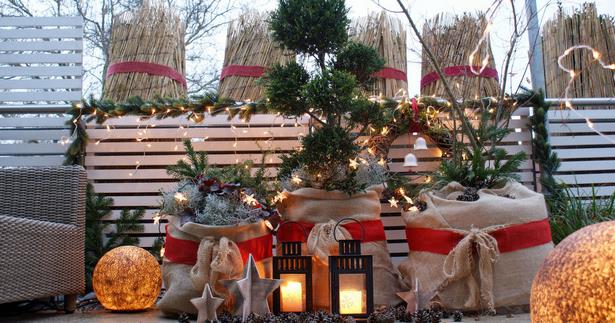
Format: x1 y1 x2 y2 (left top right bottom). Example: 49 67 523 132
0 166 87 313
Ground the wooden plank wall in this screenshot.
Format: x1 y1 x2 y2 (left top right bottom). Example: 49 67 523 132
86 107 535 267
0 16 82 167
548 109 615 198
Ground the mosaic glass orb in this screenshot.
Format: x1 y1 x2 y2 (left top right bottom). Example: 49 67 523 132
93 246 162 311
530 221 615 322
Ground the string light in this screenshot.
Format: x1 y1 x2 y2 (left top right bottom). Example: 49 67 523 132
349 158 359 169
174 192 187 202
388 197 399 208
558 45 615 144
291 174 302 185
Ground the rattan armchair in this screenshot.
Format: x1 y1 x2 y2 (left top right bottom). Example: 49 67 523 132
0 166 86 313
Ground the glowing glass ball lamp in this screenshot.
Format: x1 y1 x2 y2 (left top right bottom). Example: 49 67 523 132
273 221 313 314
93 245 162 311
531 221 615 322
329 218 373 318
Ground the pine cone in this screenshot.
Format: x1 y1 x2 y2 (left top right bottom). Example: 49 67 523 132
456 187 479 202
453 310 463 322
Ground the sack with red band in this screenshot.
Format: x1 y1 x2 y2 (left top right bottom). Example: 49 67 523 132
277 185 407 311
157 216 272 315
398 181 553 312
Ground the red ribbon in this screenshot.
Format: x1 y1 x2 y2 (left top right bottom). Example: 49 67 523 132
409 97 421 133
420 65 499 89
405 218 552 255
372 67 407 81
106 61 187 88
163 225 273 266
277 219 387 243
220 64 266 81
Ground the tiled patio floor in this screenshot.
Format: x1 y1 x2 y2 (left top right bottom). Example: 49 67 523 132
0 309 531 323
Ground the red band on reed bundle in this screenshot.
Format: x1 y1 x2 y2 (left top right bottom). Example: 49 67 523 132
277 219 387 243
405 218 552 255
409 97 421 132
420 65 499 89
220 64 266 81
106 61 187 88
163 225 273 266
372 67 407 81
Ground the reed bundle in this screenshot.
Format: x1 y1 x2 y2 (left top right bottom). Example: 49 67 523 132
420 13 499 100
350 11 407 98
218 11 293 101
543 3 615 103
103 2 186 102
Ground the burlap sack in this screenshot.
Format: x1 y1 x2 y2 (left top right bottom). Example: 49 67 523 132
277 185 406 311
398 181 553 312
157 216 273 315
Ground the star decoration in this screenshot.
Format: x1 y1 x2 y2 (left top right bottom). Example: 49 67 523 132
388 197 399 208
349 158 359 169
152 213 161 224
243 193 258 206
272 191 287 204
190 283 224 323
291 174 302 184
397 278 419 313
222 254 281 322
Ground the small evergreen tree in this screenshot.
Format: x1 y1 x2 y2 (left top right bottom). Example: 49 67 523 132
265 0 386 193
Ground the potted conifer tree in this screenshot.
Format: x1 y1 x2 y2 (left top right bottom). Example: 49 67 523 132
264 0 406 310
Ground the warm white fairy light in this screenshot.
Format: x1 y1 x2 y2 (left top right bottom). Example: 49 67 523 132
174 192 187 202
558 45 615 144
349 158 359 169
242 193 258 206
291 174 302 184
160 247 165 258
388 197 399 208
378 158 386 166
273 191 288 204
153 213 161 224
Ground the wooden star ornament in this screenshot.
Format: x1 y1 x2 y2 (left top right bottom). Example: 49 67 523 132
190 283 224 323
222 254 281 322
397 278 419 313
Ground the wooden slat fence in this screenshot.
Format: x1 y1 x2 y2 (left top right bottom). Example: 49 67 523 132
548 108 615 198
86 107 535 266
0 16 82 167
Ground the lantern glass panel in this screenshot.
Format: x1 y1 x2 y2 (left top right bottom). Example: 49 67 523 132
279 273 306 312
338 273 367 315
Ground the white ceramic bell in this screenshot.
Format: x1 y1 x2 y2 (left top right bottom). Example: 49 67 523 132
403 153 418 167
414 137 428 150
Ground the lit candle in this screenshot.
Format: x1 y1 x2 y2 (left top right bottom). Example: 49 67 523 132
280 281 303 312
339 289 363 314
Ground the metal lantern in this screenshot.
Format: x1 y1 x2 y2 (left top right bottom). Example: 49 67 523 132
273 221 313 314
329 218 374 318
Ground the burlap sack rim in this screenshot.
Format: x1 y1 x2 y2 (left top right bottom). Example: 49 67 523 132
282 184 385 200
166 215 269 242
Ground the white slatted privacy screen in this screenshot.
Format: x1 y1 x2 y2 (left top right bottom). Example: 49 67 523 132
0 16 82 167
549 109 615 198
86 108 536 266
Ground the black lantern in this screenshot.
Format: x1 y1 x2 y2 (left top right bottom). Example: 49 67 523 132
273 221 313 314
329 218 374 318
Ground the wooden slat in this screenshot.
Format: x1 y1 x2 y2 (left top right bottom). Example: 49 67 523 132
0 66 82 77
548 109 615 121
0 155 64 166
0 28 82 39
550 135 615 147
557 160 615 172
87 140 299 153
0 91 82 102
555 147 615 159
86 127 306 139
0 53 82 64
0 79 82 89
550 122 615 134
0 17 83 26
98 115 310 127
0 116 68 127
0 40 82 51
85 153 283 166
0 129 69 140
0 143 66 154
555 174 615 185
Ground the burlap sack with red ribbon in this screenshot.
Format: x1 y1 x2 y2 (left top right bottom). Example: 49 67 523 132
398 181 553 312
277 185 407 311
157 216 273 315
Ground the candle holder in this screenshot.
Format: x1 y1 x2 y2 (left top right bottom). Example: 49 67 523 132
273 221 313 314
329 218 374 318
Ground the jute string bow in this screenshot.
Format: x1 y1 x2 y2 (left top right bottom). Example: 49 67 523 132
439 225 502 312
190 237 244 298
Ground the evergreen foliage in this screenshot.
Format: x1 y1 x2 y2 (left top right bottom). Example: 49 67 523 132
266 0 386 194
85 184 144 292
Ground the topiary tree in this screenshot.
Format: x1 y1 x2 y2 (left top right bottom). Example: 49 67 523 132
265 0 386 193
